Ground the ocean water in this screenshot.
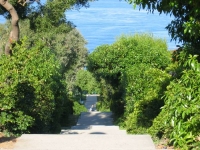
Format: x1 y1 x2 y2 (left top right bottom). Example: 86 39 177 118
0 0 178 52
66 0 178 52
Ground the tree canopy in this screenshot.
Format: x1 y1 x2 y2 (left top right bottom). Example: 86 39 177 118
75 70 100 94
0 0 92 135
0 0 95 54
88 34 171 116
127 0 200 53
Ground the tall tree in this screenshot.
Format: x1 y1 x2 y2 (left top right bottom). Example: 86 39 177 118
0 0 19 55
0 0 95 55
0 18 88 93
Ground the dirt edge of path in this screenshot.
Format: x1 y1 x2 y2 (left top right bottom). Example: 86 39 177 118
0 132 17 149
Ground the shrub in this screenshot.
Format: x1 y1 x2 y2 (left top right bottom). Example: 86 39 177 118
72 101 87 115
163 55 200 149
0 38 67 135
87 34 171 117
88 34 170 78
122 65 171 133
148 106 172 140
75 70 100 96
150 54 200 149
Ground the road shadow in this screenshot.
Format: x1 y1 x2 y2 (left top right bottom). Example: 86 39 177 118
90 132 106 134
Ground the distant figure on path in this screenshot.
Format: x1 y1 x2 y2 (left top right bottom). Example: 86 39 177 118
89 105 94 112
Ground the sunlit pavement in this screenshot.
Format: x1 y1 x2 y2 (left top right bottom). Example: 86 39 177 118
14 95 156 150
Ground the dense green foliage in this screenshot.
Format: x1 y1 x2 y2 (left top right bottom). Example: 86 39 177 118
1 1 199 149
88 33 200 148
75 70 100 95
122 65 171 133
95 78 112 112
116 1 200 148
149 51 200 149
88 34 170 77
0 0 90 135
0 19 88 93
0 38 68 134
0 0 91 136
72 101 87 115
88 34 171 116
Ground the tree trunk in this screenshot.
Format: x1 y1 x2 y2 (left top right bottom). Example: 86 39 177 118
0 0 19 55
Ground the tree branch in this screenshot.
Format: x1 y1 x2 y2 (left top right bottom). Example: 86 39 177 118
0 0 19 55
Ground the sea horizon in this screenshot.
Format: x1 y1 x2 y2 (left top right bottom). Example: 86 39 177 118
66 0 179 52
0 0 180 52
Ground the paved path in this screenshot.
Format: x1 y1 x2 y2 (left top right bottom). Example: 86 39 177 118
84 94 98 110
14 95 156 150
